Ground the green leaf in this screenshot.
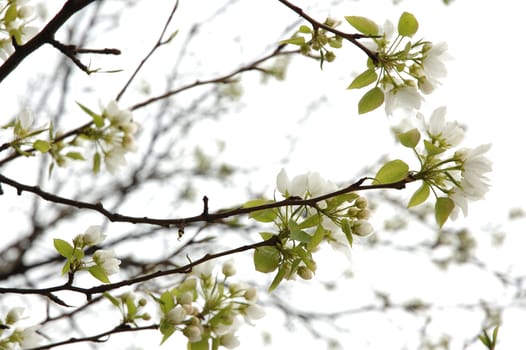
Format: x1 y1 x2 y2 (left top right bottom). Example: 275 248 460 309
268 264 287 292
297 214 320 229
347 69 378 90
61 260 71 275
103 292 121 308
159 291 175 314
54 238 74 258
307 224 326 251
159 321 175 345
65 152 85 161
408 183 430 207
33 140 51 153
298 25 312 34
435 197 454 228
344 16 379 35
398 128 421 148
290 229 312 243
77 102 104 127
93 152 101 174
423 140 445 156
373 159 409 184
358 87 384 114
243 199 277 223
280 37 306 46
254 246 280 273
259 232 275 241
341 219 353 247
398 12 419 37
88 265 111 283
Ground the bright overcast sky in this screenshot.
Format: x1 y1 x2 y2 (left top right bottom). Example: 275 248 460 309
1 0 524 349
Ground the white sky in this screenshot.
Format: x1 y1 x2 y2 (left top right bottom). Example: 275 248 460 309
1 0 525 349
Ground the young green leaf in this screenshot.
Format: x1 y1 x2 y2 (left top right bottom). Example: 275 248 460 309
54 238 74 258
88 265 111 283
435 197 454 228
423 140 445 156
33 140 51 153
398 12 419 37
344 16 379 35
373 159 409 184
76 101 104 127
408 182 430 207
341 218 353 247
398 128 421 148
268 264 288 292
244 199 277 223
65 152 85 161
347 69 378 90
298 25 312 34
93 152 101 174
103 292 121 308
254 246 280 273
307 224 326 251
358 87 384 114
280 37 306 46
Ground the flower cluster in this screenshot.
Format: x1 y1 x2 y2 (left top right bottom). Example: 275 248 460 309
54 225 122 283
397 107 492 225
247 169 373 290
0 307 43 349
0 0 38 60
158 260 265 348
346 13 450 115
276 169 374 249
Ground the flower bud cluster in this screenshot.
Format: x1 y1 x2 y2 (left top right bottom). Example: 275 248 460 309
159 260 264 348
0 307 43 349
0 0 38 60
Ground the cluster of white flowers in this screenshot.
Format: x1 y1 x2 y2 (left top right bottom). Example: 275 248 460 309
161 260 264 348
0 0 38 60
99 100 139 174
0 307 43 349
276 169 374 250
68 225 121 278
418 107 492 219
364 20 450 116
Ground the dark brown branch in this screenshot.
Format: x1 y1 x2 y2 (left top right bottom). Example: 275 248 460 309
0 236 279 299
0 0 97 83
26 324 159 350
0 172 415 228
277 0 379 64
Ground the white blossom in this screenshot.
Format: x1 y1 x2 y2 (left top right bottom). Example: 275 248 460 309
353 220 374 237
221 333 240 349
422 42 450 83
385 86 423 116
104 147 127 174
222 260 236 277
243 304 265 322
166 305 187 324
93 249 121 275
449 144 492 218
425 106 464 148
82 225 105 246
102 100 133 126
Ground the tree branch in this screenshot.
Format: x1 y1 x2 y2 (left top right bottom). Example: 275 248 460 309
0 0 97 83
0 172 415 227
